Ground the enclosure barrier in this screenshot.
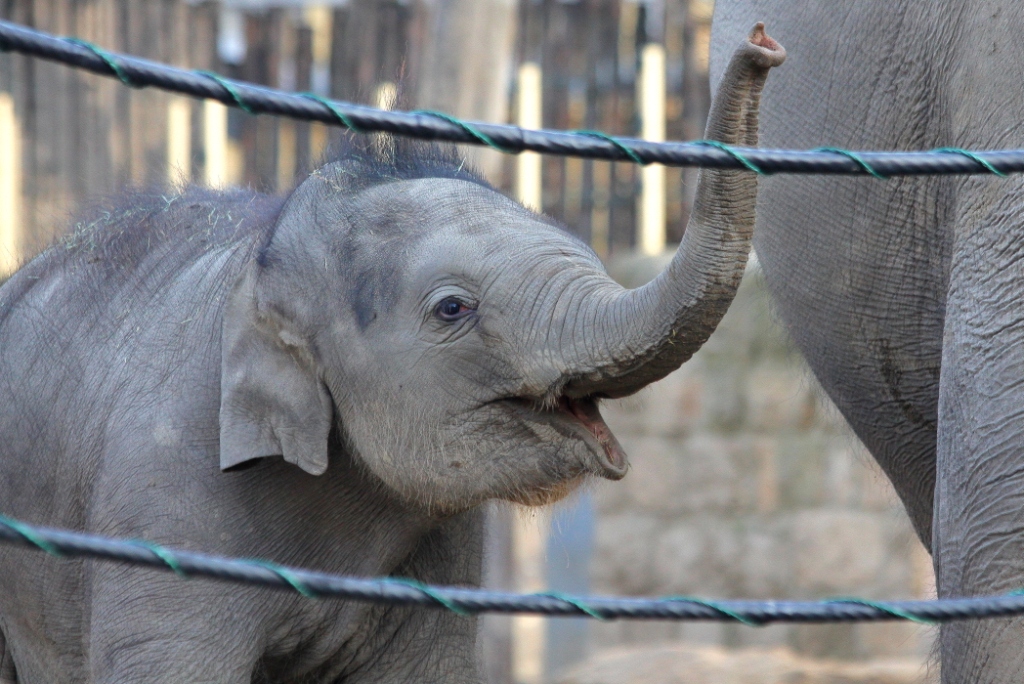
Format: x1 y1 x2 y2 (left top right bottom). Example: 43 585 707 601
4 513 1024 625
0 18 1021 626
0 19 1020 178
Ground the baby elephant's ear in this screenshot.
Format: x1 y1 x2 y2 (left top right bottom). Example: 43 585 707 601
219 270 333 475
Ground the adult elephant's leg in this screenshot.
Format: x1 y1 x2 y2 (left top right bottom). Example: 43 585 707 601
0 627 15 684
935 177 1024 682
934 5 1024 678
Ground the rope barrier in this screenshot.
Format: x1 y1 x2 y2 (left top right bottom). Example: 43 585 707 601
2 19 1024 176
3 513 1024 625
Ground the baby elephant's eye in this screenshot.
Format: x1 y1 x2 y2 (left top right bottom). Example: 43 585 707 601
435 296 474 321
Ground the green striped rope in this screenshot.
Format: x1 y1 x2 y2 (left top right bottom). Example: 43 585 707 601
695 140 767 175
64 38 142 88
0 514 63 556
571 130 646 165
243 559 318 598
813 147 887 179
932 147 1007 177
533 591 608 620
383 577 471 615
664 596 764 627
412 110 515 154
0 23 1017 179
825 598 936 625
129 540 187 578
195 70 257 115
300 92 364 133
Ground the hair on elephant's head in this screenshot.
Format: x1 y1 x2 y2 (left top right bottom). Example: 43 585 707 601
219 25 785 516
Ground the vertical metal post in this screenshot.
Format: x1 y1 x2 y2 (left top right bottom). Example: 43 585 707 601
638 42 666 255
167 97 192 185
512 67 551 684
203 100 229 188
512 508 550 684
516 62 543 211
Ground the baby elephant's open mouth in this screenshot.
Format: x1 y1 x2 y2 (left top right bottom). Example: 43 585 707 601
555 396 629 479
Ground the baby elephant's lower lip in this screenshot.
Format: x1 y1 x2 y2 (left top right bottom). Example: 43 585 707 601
557 396 629 480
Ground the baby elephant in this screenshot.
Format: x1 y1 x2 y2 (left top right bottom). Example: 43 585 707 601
0 25 782 684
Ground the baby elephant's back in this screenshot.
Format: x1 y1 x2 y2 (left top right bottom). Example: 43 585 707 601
0 197 263 681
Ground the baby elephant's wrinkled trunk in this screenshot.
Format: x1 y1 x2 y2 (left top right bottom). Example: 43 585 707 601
563 24 785 398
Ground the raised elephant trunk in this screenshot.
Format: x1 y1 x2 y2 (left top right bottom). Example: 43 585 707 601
564 24 785 398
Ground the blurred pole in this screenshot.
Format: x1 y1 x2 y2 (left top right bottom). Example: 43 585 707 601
512 508 550 684
167 97 192 185
0 92 21 275
543 493 596 679
482 505 515 684
516 63 542 211
203 100 228 188
638 42 666 255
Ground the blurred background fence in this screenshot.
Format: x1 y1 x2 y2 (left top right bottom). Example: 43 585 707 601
0 0 713 265
0 1 936 683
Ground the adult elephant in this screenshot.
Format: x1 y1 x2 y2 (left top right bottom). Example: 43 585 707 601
712 2 1024 681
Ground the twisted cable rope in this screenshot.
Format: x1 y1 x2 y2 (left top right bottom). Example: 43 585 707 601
5 514 1024 624
1 20 1023 176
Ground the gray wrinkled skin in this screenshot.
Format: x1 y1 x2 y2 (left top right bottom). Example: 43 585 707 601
712 3 1024 681
0 31 782 684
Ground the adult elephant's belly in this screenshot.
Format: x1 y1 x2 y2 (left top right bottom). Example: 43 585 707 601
711 0 957 549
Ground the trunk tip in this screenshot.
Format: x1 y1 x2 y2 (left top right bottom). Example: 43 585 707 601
746 22 787 68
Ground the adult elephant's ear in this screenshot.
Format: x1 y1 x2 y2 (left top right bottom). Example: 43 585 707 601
219 268 333 475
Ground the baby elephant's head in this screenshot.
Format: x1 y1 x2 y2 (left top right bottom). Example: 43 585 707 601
219 25 785 515
220 149 629 514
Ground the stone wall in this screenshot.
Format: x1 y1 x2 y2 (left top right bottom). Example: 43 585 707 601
578 259 935 673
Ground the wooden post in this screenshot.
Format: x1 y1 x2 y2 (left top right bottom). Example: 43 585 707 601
276 120 296 191
586 1 621 260
0 92 21 275
276 14 298 190
274 120 294 189
239 11 282 190
126 1 171 186
638 42 666 255
516 63 542 211
413 0 517 181
293 23 314 177
610 1 639 254
590 161 611 259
